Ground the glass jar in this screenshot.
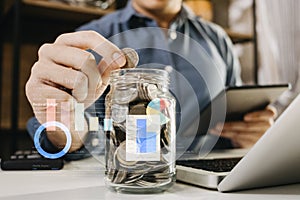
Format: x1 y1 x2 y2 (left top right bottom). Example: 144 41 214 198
104 68 176 193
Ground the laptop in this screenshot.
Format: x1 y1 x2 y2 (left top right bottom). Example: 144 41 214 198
176 93 300 192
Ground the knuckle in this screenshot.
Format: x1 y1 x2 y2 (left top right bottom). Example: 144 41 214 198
30 61 48 79
38 43 52 58
30 61 40 75
25 78 41 104
86 30 100 38
55 33 69 43
25 80 33 100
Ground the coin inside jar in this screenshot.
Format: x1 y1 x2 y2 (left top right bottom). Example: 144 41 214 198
129 101 148 115
111 104 128 123
114 141 137 168
121 48 139 68
105 68 176 192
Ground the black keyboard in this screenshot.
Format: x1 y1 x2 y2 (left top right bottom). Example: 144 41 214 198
176 158 242 172
1 150 64 170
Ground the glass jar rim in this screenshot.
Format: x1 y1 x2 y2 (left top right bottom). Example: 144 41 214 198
109 68 170 85
110 68 169 78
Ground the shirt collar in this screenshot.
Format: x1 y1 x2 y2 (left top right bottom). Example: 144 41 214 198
119 1 199 27
180 4 199 23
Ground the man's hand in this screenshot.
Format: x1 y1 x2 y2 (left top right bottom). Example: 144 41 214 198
25 31 126 151
210 107 277 148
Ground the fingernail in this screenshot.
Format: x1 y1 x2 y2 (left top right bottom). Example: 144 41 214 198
112 51 126 67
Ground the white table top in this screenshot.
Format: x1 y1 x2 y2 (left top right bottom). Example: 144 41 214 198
0 157 300 200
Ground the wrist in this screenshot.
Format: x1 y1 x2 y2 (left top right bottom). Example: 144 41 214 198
46 118 89 152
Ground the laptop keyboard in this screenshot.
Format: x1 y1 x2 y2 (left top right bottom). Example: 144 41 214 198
176 158 242 172
1 149 64 170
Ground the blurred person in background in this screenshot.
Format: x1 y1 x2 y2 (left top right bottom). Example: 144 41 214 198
25 0 275 157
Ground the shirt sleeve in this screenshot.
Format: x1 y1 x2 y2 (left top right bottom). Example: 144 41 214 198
26 117 94 161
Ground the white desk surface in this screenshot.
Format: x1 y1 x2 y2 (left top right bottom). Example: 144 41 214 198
0 157 299 200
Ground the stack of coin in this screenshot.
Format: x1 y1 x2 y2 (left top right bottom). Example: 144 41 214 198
105 80 174 187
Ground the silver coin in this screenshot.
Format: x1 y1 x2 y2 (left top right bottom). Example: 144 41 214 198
113 122 126 133
138 82 155 101
113 169 127 184
137 83 146 100
108 129 118 147
143 83 151 100
149 163 170 173
121 48 139 68
150 173 171 179
142 173 170 183
114 142 137 168
129 102 147 115
124 173 144 184
107 168 116 181
130 163 153 175
161 127 171 149
113 88 138 104
135 180 163 187
147 84 158 100
111 104 128 123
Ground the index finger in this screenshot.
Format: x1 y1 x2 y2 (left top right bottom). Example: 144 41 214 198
220 121 271 132
244 109 275 122
55 31 126 68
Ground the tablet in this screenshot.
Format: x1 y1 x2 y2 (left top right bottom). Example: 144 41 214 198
198 84 290 134
224 84 290 118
